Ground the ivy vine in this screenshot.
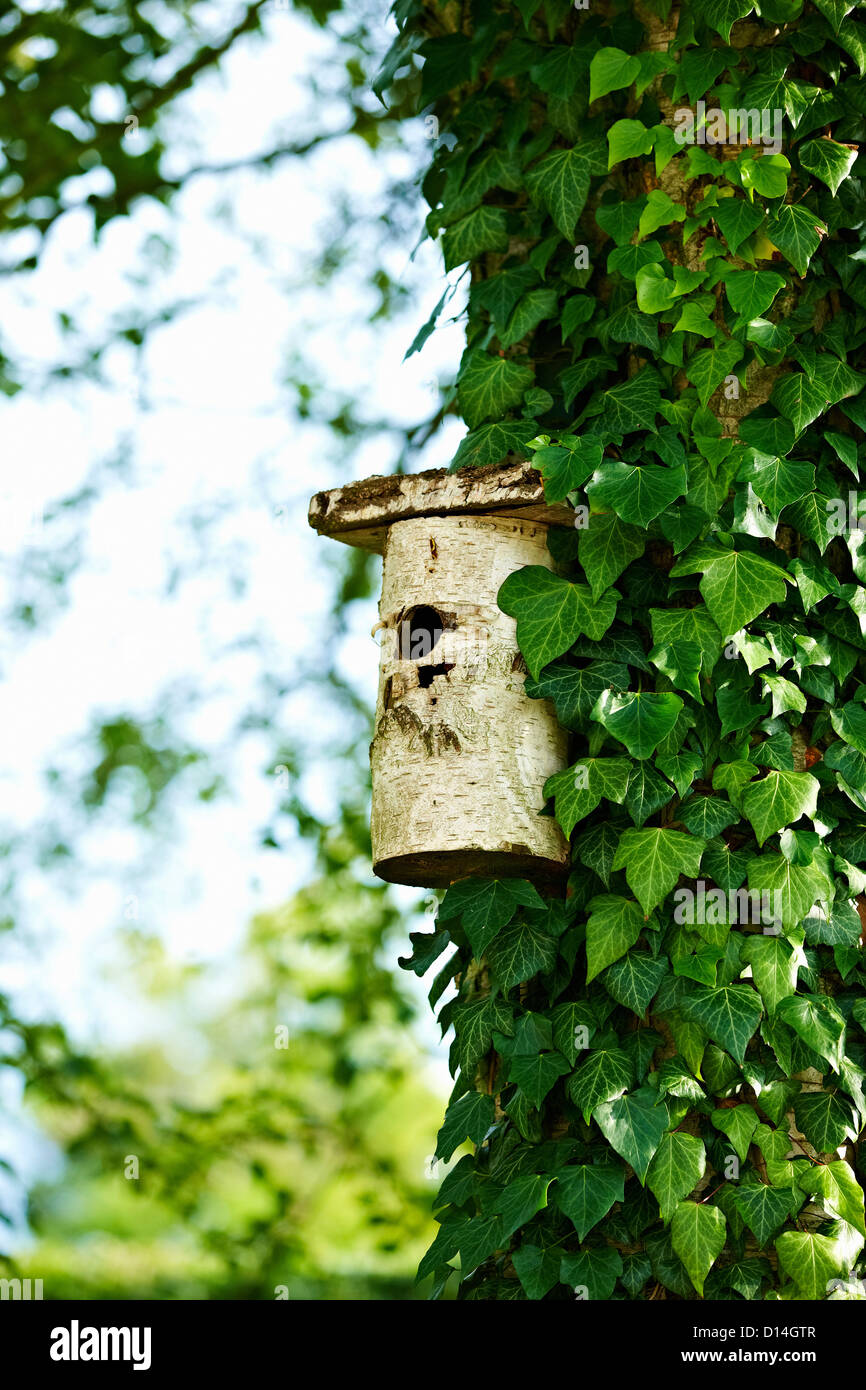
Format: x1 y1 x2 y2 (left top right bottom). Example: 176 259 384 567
387 0 866 1301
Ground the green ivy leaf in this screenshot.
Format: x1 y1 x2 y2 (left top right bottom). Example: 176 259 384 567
457 349 535 428
741 770 820 845
601 949 669 1015
775 994 846 1073
488 916 559 990
509 1051 571 1106
680 984 763 1063
591 689 684 758
671 1200 727 1296
498 567 618 679
775 1230 845 1299
544 757 631 837
578 511 645 599
593 1087 668 1183
589 47 640 103
647 1132 707 1223
586 461 687 526
568 1047 633 1122
585 894 646 981
526 141 607 239
438 878 545 957
732 1183 797 1247
555 1164 625 1241
799 136 858 195
613 828 706 915
435 1091 496 1161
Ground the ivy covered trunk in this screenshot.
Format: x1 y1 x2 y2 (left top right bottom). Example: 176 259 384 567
389 0 866 1301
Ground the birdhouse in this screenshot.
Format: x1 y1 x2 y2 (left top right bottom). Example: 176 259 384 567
308 461 572 888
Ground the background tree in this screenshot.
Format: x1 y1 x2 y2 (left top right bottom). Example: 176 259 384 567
0 0 452 1298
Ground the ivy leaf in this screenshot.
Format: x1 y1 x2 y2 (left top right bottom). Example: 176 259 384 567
568 1047 633 1122
612 828 706 915
509 1051 571 1107
544 757 631 837
457 349 534 428
732 1184 797 1247
714 196 764 253
526 660 628 732
435 1091 496 1161
594 367 663 439
578 511 645 599
711 1103 759 1163
695 0 756 41
766 204 827 276
526 141 607 239
555 1165 625 1241
488 916 559 990
724 269 786 319
656 750 705 798
589 47 640 102
452 995 515 1072
680 984 763 1063
498 568 618 679
739 935 800 1013
799 137 858 195
586 461 687 526
585 894 646 981
438 878 545 957
775 994 846 1073
625 762 676 827
593 1087 668 1183
746 452 815 515
451 421 538 470
601 950 669 1015
741 770 820 845
512 1242 562 1299
575 821 623 888
747 853 826 930
671 1201 727 1297
677 795 739 839
560 1246 623 1300
679 549 792 636
607 118 655 169
651 606 723 672
797 1161 866 1237
771 373 829 436
534 437 603 502
647 1132 707 1223
443 206 509 271
591 690 684 758
492 1174 552 1240
830 701 866 756
775 1230 845 1300
794 1090 859 1151
687 338 743 406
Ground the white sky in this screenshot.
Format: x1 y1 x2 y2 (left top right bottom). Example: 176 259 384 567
0 1 466 1217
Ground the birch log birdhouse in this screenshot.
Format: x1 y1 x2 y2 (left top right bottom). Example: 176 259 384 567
308 462 571 888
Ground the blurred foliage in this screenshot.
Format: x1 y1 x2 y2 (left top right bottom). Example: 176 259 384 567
0 0 446 1299
3 822 443 1299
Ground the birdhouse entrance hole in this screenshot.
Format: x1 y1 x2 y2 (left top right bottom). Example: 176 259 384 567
397 604 444 661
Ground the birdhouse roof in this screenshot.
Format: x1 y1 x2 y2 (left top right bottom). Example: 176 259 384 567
308 460 572 554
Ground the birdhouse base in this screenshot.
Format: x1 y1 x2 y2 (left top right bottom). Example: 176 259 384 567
373 847 568 890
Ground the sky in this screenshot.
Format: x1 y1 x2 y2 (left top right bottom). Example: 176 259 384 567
0 0 466 1223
